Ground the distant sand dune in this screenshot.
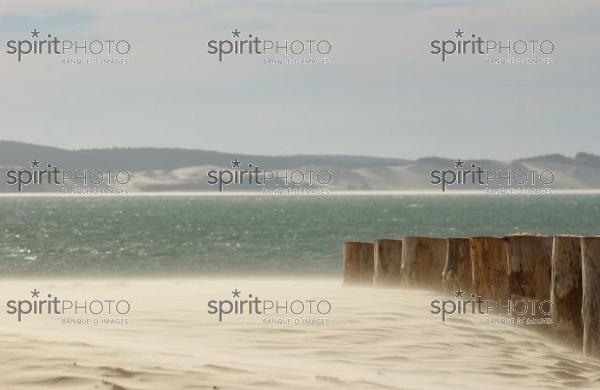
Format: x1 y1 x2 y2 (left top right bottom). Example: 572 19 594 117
0 279 599 389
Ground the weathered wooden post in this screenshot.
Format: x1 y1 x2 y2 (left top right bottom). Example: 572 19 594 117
343 241 374 285
506 234 553 301
581 237 600 357
470 237 509 300
442 238 472 294
374 239 403 286
401 237 447 290
551 235 583 345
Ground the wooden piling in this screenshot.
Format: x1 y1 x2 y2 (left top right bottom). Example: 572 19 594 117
374 239 403 286
442 238 472 294
581 237 600 357
343 241 374 285
506 234 553 301
470 237 509 300
550 235 583 345
401 237 447 289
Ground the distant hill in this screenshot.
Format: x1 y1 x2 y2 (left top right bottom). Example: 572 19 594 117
0 140 598 192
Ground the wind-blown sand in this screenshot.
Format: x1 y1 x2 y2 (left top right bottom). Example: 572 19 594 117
0 278 599 389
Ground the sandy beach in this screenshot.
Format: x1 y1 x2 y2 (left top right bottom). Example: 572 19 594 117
0 278 599 390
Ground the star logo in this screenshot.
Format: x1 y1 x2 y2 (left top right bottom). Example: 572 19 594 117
232 289 241 298
30 158 41 168
454 289 465 298
232 29 241 38
455 29 464 38
231 158 241 168
31 29 40 38
31 289 40 298
453 158 464 168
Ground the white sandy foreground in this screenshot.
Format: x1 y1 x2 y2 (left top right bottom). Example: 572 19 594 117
0 278 599 390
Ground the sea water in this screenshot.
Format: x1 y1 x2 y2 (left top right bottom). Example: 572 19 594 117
0 195 598 276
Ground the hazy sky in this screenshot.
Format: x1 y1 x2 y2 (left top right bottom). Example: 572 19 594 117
0 0 598 159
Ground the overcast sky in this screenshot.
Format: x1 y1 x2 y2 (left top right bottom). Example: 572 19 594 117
0 0 597 160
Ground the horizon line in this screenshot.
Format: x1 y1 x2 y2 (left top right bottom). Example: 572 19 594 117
0 139 596 162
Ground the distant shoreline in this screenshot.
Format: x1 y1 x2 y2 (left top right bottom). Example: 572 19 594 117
1 189 600 197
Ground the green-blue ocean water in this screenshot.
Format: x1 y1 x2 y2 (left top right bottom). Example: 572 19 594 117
0 195 598 276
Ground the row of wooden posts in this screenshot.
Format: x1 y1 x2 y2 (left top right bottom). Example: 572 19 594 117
342 235 600 358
